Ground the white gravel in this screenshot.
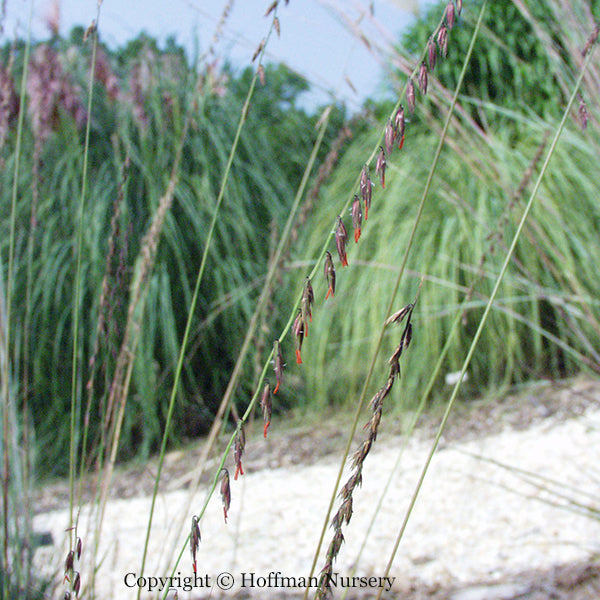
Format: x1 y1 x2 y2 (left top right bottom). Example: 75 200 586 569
34 406 600 599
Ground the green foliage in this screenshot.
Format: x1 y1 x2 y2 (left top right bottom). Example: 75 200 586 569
401 0 598 123
0 32 344 475
296 117 600 411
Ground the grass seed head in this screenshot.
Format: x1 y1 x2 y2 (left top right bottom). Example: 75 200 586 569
385 303 414 326
394 105 405 149
583 23 599 56
234 422 246 479
579 94 588 130
351 195 362 243
64 550 74 575
437 23 449 57
407 77 416 113
252 39 265 62
375 146 387 188
190 516 201 572
446 1 456 29
293 309 305 364
385 118 395 155
73 572 81 597
418 61 428 95
324 251 336 299
260 381 272 438
360 165 372 219
220 469 231 523
428 36 437 70
301 276 314 334
335 217 349 267
265 0 277 16
273 339 284 393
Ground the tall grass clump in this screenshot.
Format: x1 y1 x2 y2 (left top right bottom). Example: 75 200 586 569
0 28 345 477
296 0 600 415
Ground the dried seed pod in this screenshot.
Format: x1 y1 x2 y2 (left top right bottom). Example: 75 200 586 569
234 423 246 480
428 36 437 70
220 468 231 523
273 339 284 393
76 537 82 560
190 516 201 573
301 277 314 335
274 15 280 37
375 146 387 189
437 24 448 58
360 165 372 220
257 64 265 85
418 61 428 95
351 195 362 243
384 118 395 155
64 593 71 600
293 309 305 364
260 381 272 438
394 105 405 150
407 77 416 113
324 251 336 299
446 1 456 29
456 0 462 14
335 217 349 267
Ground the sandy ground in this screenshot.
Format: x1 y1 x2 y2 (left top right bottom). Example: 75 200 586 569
32 378 600 599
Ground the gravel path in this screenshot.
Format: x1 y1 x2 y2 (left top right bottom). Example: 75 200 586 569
33 383 600 599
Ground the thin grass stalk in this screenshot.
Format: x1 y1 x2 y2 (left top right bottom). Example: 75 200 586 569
376 41 596 599
67 0 103 564
2 3 32 596
306 4 488 594
137 10 283 594
457 448 600 510
161 104 334 575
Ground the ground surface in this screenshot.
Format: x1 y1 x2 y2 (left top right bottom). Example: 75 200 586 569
33 377 600 599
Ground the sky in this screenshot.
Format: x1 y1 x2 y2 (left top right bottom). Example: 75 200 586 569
2 0 437 110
